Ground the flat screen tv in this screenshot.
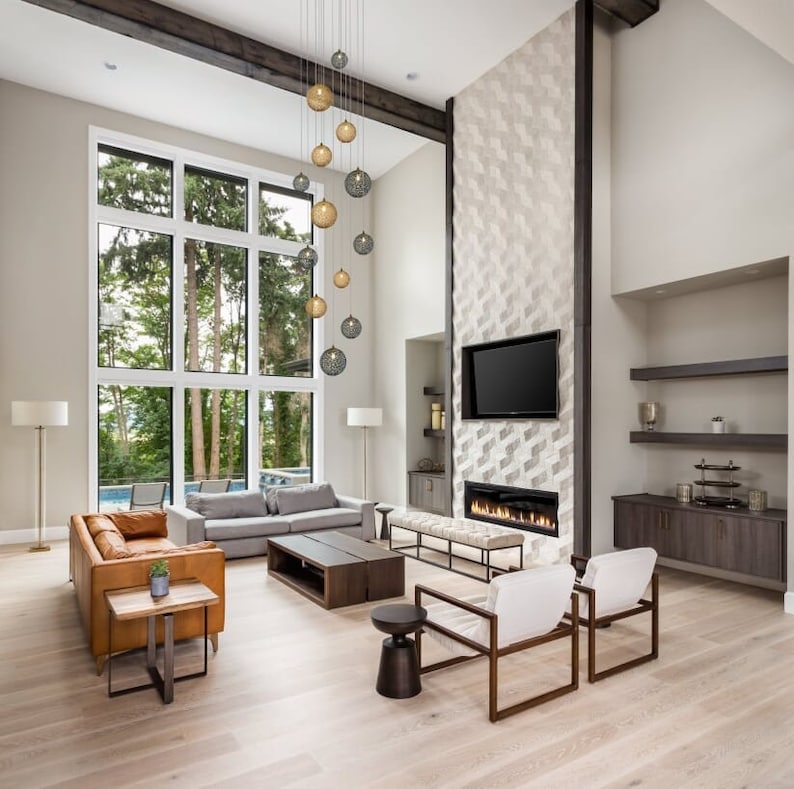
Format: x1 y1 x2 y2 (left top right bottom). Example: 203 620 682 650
461 330 560 420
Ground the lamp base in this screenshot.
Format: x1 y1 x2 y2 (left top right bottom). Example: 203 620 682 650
29 544 51 553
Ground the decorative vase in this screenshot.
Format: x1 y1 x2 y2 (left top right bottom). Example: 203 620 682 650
150 574 170 598
638 402 659 432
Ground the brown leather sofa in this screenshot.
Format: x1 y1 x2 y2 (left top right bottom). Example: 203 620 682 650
70 510 225 675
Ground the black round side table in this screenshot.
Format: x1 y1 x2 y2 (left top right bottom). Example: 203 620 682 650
370 603 427 698
375 504 394 541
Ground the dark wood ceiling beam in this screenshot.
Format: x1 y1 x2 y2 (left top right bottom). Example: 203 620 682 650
594 0 658 27
21 0 447 142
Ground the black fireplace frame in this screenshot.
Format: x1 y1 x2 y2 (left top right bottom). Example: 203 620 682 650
464 481 559 538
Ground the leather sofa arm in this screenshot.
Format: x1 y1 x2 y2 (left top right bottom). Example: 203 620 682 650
336 494 375 541
166 505 206 546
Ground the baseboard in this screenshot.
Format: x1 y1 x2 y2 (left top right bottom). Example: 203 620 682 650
785 592 794 615
0 526 69 545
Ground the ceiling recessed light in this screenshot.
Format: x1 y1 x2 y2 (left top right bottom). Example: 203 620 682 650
104 62 118 71
654 289 666 294
746 269 759 275
405 72 419 81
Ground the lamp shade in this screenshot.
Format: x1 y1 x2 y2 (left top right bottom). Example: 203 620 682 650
12 401 69 427
347 407 382 428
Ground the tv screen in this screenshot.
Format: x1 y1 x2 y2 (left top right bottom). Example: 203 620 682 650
461 330 559 419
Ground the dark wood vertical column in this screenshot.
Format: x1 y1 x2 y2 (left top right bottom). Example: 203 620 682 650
444 97 455 517
574 0 594 555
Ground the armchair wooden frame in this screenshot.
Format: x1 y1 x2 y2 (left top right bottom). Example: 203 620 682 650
415 584 579 723
568 553 659 683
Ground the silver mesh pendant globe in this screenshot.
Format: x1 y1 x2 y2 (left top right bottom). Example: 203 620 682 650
353 231 374 255
344 168 372 198
331 49 348 69
341 315 362 339
297 245 318 270
292 172 310 192
320 345 347 376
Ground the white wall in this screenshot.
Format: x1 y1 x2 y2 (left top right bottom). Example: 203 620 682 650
370 141 446 507
0 79 372 540
610 0 794 294
590 15 649 555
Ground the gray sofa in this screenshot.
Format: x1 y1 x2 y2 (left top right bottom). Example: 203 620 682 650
166 482 375 559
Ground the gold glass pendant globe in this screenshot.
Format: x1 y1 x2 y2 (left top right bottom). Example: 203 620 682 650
333 268 350 288
306 83 333 111
336 119 357 143
311 143 332 167
311 199 337 228
305 294 327 318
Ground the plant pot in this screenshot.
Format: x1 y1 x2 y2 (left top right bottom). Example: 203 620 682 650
150 574 170 598
711 421 726 433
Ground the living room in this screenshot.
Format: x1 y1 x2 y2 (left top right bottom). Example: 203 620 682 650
2 0 794 785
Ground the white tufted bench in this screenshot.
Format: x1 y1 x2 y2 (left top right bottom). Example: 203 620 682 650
388 510 525 581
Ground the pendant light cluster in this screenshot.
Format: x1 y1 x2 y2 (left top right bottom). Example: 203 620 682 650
294 0 373 377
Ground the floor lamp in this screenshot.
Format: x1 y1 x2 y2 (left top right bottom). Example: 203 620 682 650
12 400 69 553
347 407 382 501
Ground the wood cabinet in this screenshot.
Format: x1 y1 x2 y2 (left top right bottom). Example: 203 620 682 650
613 494 786 582
408 472 446 515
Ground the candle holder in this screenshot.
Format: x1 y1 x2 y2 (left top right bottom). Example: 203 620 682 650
638 402 659 432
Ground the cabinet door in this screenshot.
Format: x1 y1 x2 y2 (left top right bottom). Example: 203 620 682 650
714 516 784 580
408 474 445 515
614 501 669 553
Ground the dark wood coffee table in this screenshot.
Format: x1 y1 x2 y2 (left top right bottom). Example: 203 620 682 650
267 532 404 609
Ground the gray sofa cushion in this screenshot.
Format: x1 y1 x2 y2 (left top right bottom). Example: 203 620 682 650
265 487 281 514
286 507 362 533
186 490 268 519
276 482 336 515
205 516 290 541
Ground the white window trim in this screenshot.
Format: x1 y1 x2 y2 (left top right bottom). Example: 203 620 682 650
88 126 325 508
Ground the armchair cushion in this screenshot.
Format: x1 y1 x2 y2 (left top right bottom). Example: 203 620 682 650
576 547 657 618
85 514 121 539
94 530 132 560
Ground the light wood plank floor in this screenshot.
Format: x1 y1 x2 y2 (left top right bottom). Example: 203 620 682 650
3 540 794 788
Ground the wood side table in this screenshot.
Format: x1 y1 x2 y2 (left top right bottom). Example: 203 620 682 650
105 578 219 704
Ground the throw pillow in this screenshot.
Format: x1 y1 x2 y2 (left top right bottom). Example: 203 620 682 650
276 482 337 515
94 530 132 560
265 487 280 514
109 510 168 539
84 514 121 539
186 490 267 519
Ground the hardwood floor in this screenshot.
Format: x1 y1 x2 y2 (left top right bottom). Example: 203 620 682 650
3 540 794 787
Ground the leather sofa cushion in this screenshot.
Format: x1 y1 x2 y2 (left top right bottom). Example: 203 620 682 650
205 517 290 541
276 482 336 515
125 537 178 555
186 490 268 519
94 530 132 560
109 510 168 539
286 507 361 533
85 514 121 539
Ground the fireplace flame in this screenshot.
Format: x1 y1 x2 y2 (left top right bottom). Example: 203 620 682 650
470 498 555 531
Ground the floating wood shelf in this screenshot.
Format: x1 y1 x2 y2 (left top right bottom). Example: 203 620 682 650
630 356 787 381
423 429 445 438
629 431 787 450
422 386 445 396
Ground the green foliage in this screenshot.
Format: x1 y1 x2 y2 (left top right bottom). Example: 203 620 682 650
97 150 313 491
149 558 169 577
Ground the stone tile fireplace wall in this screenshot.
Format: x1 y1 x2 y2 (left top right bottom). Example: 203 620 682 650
451 9 576 565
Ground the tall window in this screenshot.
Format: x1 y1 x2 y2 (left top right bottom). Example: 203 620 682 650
92 132 320 509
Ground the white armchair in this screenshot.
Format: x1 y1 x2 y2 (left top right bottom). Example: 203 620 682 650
568 547 659 683
415 564 578 722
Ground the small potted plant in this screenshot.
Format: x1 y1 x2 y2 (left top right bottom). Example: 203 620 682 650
711 416 726 434
149 558 170 598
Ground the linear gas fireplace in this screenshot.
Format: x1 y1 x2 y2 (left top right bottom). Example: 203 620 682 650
464 481 558 538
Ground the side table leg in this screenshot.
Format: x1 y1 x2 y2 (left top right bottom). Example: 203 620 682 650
147 615 157 668
163 613 175 704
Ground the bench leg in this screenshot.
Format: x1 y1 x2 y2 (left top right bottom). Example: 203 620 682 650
448 540 452 569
